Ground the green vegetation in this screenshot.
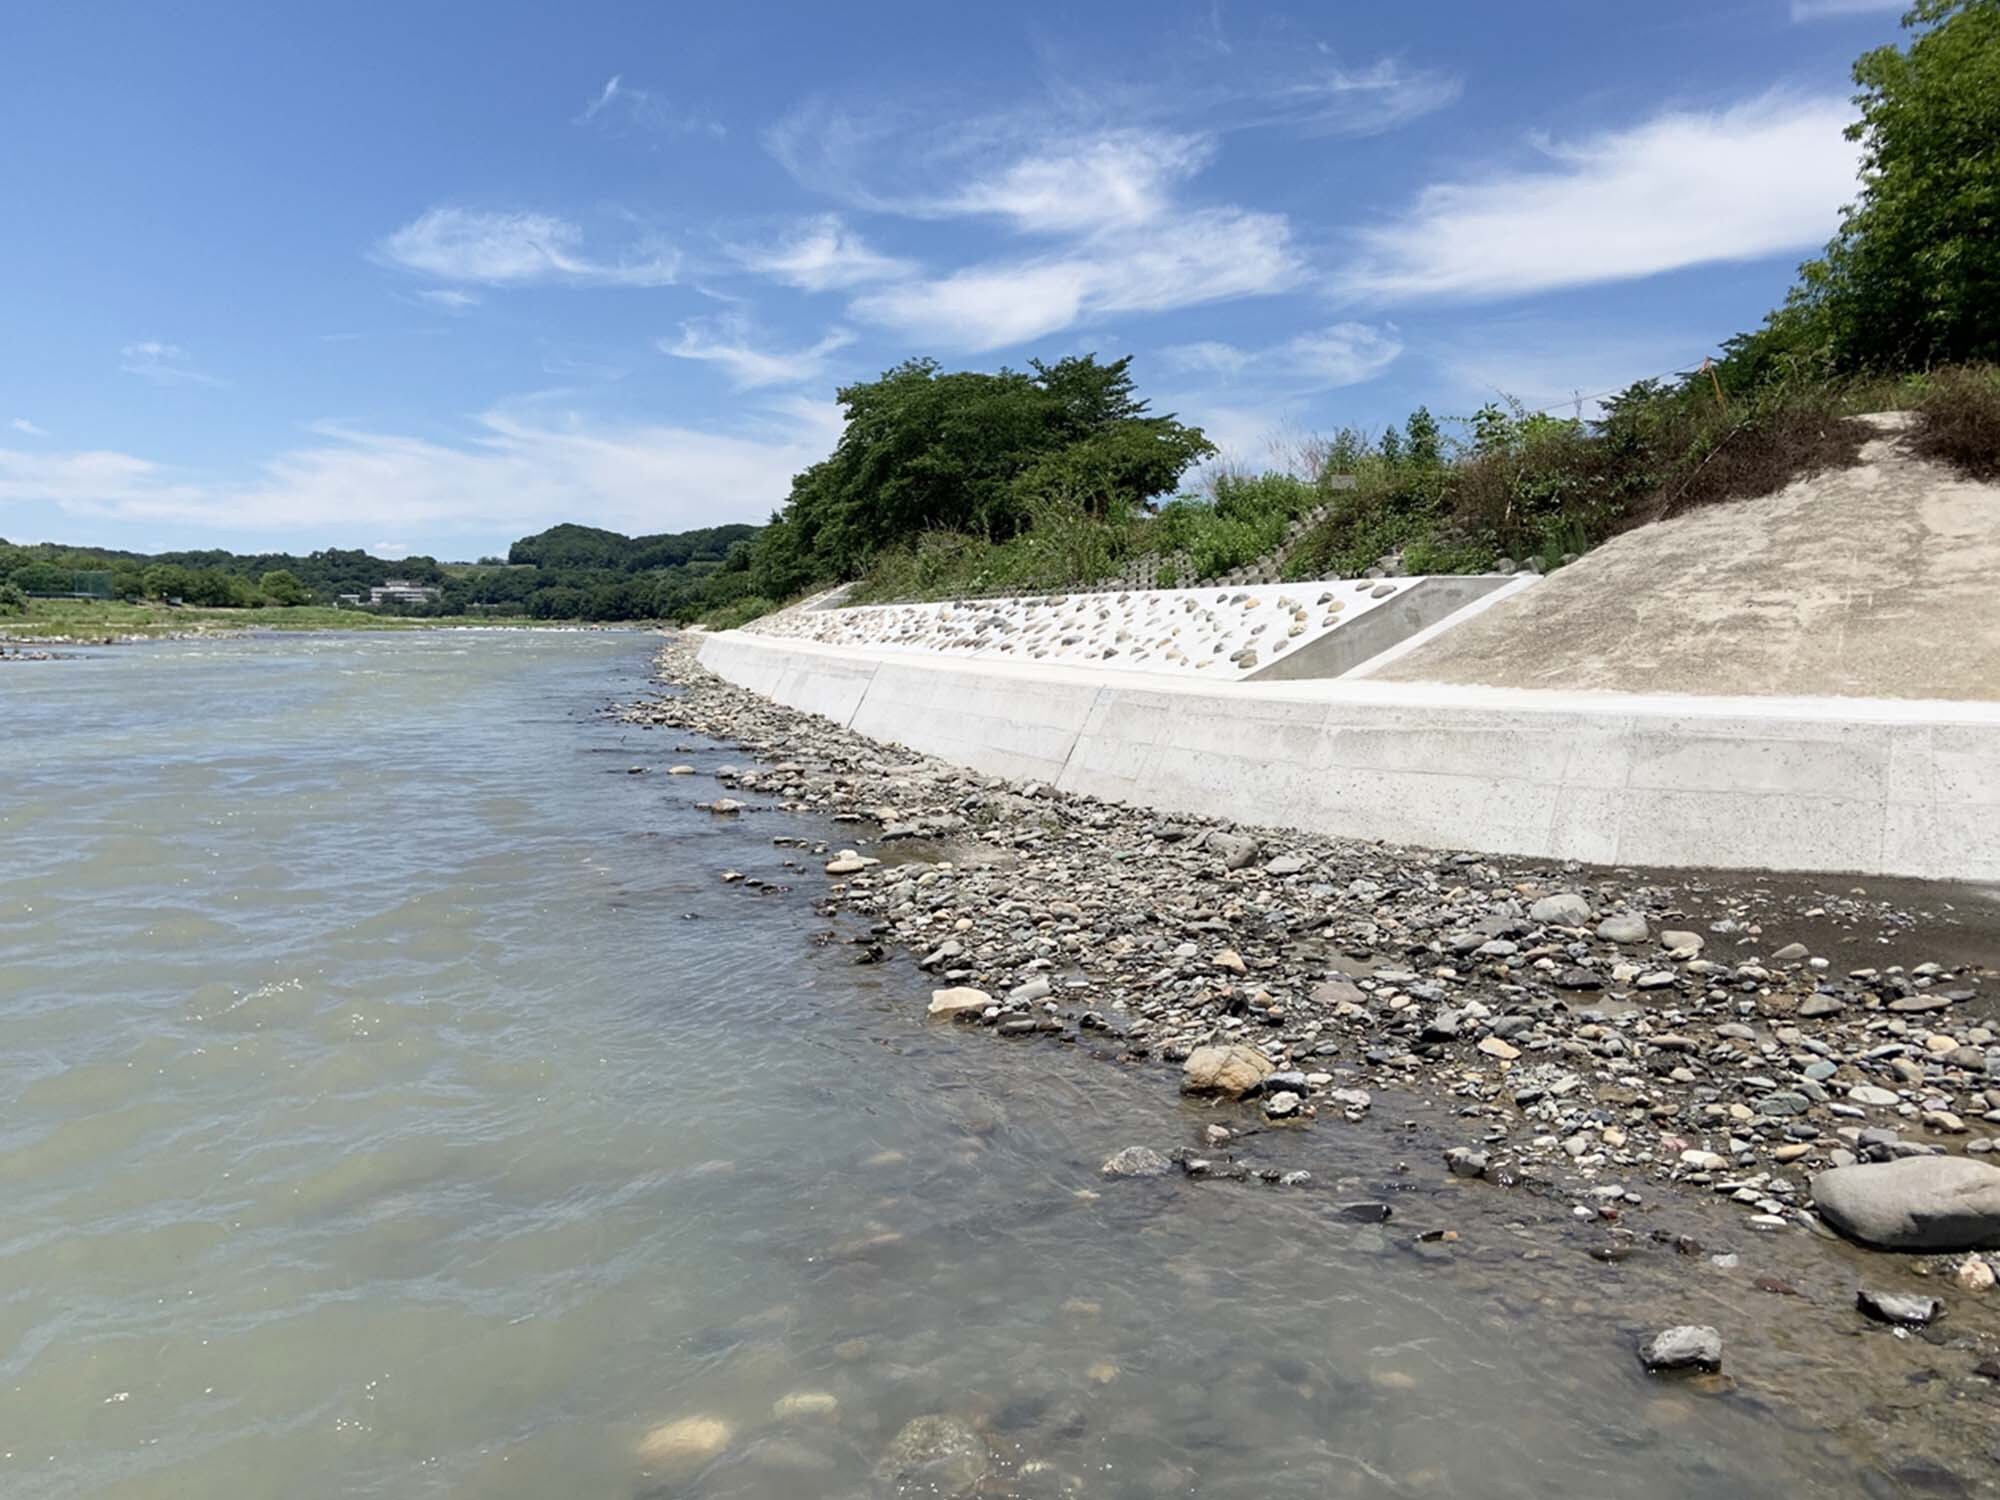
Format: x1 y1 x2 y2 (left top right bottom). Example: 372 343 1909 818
744 354 1213 604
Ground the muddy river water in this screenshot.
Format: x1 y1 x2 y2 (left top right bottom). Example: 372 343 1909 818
2 631 1994 1498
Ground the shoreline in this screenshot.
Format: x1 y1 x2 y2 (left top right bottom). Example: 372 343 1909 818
0 618 650 649
625 639 2000 1396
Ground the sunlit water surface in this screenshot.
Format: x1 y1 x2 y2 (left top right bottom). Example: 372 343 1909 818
0 632 1950 1497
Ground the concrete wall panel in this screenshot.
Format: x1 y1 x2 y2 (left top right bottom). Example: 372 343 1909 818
694 631 2000 882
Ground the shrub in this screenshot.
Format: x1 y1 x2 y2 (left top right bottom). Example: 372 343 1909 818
701 595 778 630
1911 363 2000 479
0 582 25 616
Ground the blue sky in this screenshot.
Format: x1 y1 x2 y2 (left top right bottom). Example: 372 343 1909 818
0 0 1906 559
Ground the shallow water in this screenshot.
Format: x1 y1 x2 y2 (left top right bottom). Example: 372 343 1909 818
0 632 1980 1497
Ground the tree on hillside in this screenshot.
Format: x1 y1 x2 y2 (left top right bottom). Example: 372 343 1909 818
1769 0 2000 371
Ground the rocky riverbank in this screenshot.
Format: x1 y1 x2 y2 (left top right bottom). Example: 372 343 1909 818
624 638 2000 1327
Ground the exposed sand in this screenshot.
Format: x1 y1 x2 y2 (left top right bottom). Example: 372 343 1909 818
1375 415 2000 702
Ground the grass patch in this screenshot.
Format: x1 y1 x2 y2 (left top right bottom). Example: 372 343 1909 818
697 595 781 630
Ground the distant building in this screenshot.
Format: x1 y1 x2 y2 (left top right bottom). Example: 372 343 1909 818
335 593 363 607
368 579 441 607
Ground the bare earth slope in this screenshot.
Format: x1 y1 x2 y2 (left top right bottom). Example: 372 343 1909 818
1375 414 2000 701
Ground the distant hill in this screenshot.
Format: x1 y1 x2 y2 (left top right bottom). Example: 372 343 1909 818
507 521 757 574
0 518 765 622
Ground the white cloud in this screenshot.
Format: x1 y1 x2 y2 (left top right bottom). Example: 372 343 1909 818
730 215 912 291
576 73 725 137
0 401 840 544
416 288 481 310
1281 324 1405 386
579 74 623 122
663 317 857 389
1339 92 1861 302
119 341 223 387
369 541 410 560
376 208 678 288
1163 322 1402 390
1789 0 1901 19
10 417 46 437
1233 59 1463 137
850 207 1300 351
944 129 1212 234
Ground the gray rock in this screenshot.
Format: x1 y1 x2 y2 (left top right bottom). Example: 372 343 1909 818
1263 854 1309 876
1856 1288 1942 1326
1639 1325 1722 1373
877 1415 989 1497
1263 1090 1303 1120
1530 893 1592 926
1771 942 1811 963
1100 1146 1172 1178
1811 1156 2000 1251
1445 1146 1489 1179
1596 913 1649 944
1208 832 1261 871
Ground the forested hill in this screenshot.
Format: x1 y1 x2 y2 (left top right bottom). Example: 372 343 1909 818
0 519 761 621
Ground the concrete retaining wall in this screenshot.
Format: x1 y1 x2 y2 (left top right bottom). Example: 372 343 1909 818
695 631 2000 882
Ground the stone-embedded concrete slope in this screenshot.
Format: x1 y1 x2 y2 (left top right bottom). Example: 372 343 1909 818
747 577 1445 681
1374 416 2000 702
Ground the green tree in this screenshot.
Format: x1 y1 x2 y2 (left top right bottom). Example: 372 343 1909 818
1404 407 1443 467
757 353 1211 586
1785 0 2000 370
11 561 67 595
259 569 310 606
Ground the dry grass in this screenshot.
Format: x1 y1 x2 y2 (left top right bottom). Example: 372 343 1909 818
1911 364 2000 480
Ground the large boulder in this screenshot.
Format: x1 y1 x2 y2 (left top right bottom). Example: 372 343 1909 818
1181 1044 1275 1098
1530 892 1592 926
928 987 992 1020
1811 1156 2000 1251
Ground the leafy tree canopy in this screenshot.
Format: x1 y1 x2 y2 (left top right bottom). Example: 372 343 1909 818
1742 0 2000 375
753 354 1213 596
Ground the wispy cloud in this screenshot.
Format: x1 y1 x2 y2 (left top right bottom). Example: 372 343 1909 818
849 207 1300 351
766 44 1456 215
941 129 1213 234
415 288 482 311
758 44 1447 350
1163 322 1403 390
0 400 841 542
729 214 912 291
1338 92 1860 302
368 541 410 559
376 207 679 288
10 417 46 437
578 74 623 122
119 341 224 387
575 73 725 137
662 316 857 389
1789 0 1902 20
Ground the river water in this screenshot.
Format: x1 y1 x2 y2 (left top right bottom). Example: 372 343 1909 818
0 631 1980 1498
